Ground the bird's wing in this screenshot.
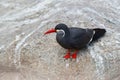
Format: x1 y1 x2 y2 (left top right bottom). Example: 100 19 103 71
69 28 94 49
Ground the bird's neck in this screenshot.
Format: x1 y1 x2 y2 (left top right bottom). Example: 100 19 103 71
58 27 69 37
64 29 70 38
57 28 70 40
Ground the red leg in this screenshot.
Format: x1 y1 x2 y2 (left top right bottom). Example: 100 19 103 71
63 50 70 59
71 50 79 59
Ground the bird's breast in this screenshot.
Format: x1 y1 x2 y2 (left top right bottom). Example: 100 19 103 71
56 34 71 49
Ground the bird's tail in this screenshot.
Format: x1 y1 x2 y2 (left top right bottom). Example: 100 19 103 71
92 28 106 42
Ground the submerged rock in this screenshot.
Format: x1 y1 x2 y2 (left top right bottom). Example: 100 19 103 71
0 0 120 80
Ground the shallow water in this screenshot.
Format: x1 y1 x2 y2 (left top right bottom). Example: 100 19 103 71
0 0 120 80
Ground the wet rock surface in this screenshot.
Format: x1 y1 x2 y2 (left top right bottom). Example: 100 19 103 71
0 0 120 80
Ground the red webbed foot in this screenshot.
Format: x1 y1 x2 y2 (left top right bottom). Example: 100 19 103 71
71 50 79 59
63 50 70 59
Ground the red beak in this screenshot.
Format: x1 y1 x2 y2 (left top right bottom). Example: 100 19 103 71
44 28 56 35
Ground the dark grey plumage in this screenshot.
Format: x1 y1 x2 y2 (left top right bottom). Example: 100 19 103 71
56 23 106 50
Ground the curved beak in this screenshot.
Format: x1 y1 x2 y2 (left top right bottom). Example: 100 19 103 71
44 28 56 35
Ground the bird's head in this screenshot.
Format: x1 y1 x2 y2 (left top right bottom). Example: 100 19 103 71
44 23 68 35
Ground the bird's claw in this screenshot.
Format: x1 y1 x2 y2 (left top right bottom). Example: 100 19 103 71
63 53 70 59
71 53 77 59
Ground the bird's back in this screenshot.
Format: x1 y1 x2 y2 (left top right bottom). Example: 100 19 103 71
69 27 94 49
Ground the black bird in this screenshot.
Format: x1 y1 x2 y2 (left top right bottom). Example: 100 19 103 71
44 23 106 59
